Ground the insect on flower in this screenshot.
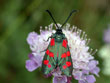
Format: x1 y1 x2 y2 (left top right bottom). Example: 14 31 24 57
26 10 100 83
41 10 77 76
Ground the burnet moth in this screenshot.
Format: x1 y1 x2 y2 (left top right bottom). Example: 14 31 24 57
41 10 77 76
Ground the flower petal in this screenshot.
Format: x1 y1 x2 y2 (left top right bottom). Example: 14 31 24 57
103 27 110 43
25 53 43 71
82 70 89 74
86 75 96 83
27 32 38 45
73 70 83 80
53 76 67 83
28 53 42 67
78 80 86 83
90 67 100 76
25 60 39 72
44 73 52 78
52 67 62 76
88 60 98 70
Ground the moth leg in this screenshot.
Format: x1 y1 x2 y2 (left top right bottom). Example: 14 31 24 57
41 36 53 53
40 49 47 53
43 36 52 42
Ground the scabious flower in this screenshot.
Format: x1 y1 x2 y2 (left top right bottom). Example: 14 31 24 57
98 25 110 75
103 25 110 43
98 44 110 75
26 23 100 83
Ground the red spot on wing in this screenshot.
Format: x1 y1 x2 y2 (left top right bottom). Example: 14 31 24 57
66 62 71 67
67 51 70 56
49 52 54 57
48 64 51 68
46 49 54 57
44 60 49 65
46 49 50 55
50 38 55 46
62 39 67 48
61 53 67 58
63 65 67 69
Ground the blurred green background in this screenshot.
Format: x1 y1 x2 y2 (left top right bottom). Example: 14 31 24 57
0 0 109 83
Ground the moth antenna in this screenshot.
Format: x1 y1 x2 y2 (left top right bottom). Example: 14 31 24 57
46 10 60 29
61 10 78 28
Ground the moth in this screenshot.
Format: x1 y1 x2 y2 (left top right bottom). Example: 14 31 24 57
41 10 77 76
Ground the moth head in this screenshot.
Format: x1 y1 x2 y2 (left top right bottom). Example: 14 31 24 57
56 28 63 34
52 32 65 42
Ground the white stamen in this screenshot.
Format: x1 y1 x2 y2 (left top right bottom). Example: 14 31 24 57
86 39 91 45
78 29 82 37
81 32 85 40
74 26 77 32
70 28 74 32
90 49 93 54
45 26 48 30
40 26 42 33
91 49 98 55
72 26 75 32
84 34 87 40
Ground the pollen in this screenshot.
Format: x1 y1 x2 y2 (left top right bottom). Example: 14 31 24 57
50 38 55 46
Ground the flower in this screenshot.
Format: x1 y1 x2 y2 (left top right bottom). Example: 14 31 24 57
98 44 110 75
103 25 110 43
26 23 100 83
53 75 67 83
98 25 110 76
25 53 43 71
78 75 96 83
